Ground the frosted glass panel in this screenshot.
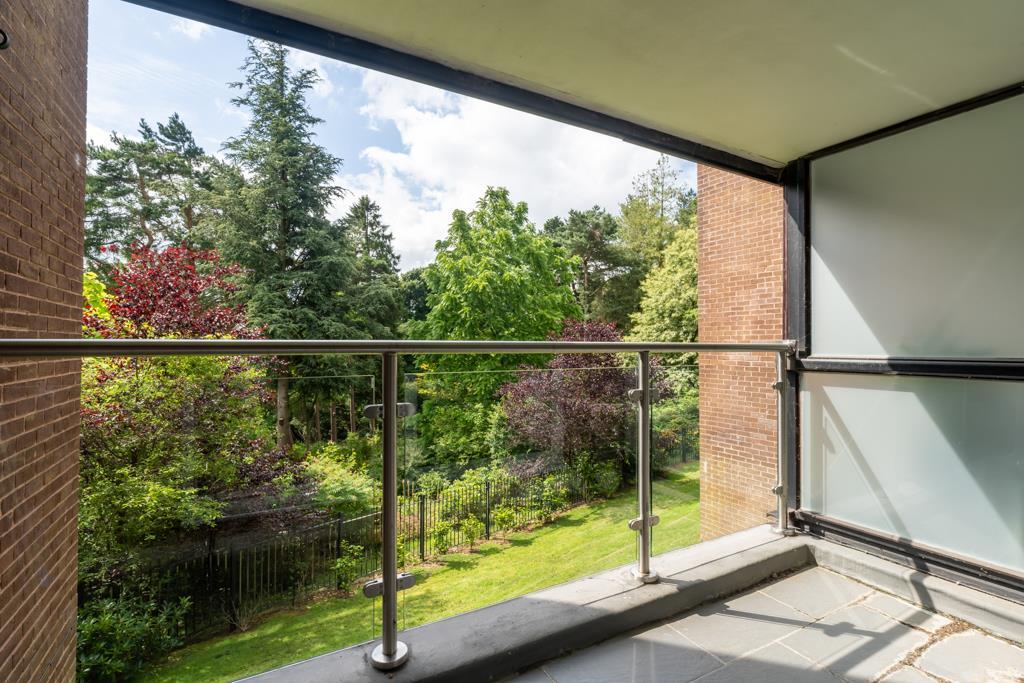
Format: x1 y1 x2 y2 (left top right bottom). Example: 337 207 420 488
810 95 1024 358
801 373 1024 573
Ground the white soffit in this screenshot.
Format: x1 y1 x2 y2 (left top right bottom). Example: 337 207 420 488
234 0 1024 168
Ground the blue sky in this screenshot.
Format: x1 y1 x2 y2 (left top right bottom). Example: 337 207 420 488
87 0 695 269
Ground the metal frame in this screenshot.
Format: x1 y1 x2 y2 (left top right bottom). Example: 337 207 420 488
2 336 795 671
803 80 1024 162
788 88 1024 596
797 356 1024 382
796 511 1024 603
122 0 783 184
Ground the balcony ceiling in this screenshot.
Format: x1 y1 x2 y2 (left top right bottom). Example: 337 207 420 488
231 0 1024 169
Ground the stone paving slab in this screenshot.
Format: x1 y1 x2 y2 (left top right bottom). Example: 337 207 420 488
877 666 934 682
861 593 951 634
782 604 928 681
916 630 1024 683
690 642 835 683
666 588 814 662
515 566 1024 683
761 566 873 619
541 623 721 683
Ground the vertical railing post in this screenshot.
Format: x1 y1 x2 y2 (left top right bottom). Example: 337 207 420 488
418 494 426 561
773 350 795 536
632 351 658 583
484 480 492 540
371 351 409 670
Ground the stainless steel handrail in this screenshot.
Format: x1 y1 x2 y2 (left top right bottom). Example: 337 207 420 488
0 338 795 356
2 337 796 671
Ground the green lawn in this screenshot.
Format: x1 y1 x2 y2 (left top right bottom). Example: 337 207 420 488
143 464 700 682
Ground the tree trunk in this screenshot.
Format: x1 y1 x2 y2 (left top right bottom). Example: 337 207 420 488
313 398 323 443
329 404 337 442
349 386 357 433
276 376 292 450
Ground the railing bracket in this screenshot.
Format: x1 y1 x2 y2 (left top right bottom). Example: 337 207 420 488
627 388 659 402
363 402 416 420
628 515 660 531
362 572 416 598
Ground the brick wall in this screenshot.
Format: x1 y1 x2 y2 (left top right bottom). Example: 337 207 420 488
697 165 784 541
0 1 87 680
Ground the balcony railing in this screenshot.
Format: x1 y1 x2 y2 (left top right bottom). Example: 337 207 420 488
1 337 796 672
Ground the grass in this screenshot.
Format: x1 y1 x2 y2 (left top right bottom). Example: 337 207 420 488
142 463 700 682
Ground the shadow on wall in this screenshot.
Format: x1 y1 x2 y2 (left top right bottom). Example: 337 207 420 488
802 373 1024 574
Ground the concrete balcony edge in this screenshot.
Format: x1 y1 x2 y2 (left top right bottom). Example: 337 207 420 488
242 527 1024 682
242 526 811 683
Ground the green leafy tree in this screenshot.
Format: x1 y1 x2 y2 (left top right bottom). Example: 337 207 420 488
79 355 277 553
543 206 642 330
628 226 698 345
399 266 430 325
411 187 580 465
86 113 218 271
629 225 700 462
618 155 695 269
211 39 356 449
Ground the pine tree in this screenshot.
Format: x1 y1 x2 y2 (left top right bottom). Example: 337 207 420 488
212 39 355 450
618 155 695 269
344 195 400 276
85 113 217 271
543 206 642 330
339 195 403 338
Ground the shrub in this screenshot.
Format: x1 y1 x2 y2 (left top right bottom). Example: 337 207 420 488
396 531 412 569
307 456 377 519
429 520 453 555
416 470 448 497
493 505 516 537
460 515 485 551
590 461 622 499
501 320 634 468
539 475 569 521
77 596 189 682
333 541 364 595
652 390 699 470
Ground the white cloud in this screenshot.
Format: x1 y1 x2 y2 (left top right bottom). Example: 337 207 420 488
290 50 338 99
86 123 113 147
335 71 695 270
170 18 211 41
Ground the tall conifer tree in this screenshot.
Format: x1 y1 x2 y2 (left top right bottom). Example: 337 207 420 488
213 39 355 449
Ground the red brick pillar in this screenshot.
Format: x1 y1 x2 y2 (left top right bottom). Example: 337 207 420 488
0 1 87 680
697 166 784 541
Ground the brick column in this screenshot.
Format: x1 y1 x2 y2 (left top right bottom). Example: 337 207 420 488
0 1 87 680
697 165 784 541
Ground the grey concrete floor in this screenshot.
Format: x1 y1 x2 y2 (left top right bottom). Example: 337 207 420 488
512 567 1024 683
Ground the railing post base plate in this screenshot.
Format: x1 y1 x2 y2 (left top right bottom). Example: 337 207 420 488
371 641 409 671
631 568 660 584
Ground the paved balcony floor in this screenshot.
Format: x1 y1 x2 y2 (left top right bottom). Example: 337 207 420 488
513 567 1024 683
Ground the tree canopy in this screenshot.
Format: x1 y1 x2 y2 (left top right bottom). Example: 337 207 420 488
85 113 219 272
211 39 356 448
618 154 696 269
544 206 643 331
340 196 403 339
411 187 580 465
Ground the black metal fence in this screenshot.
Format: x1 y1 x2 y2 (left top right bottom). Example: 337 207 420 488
151 467 588 639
